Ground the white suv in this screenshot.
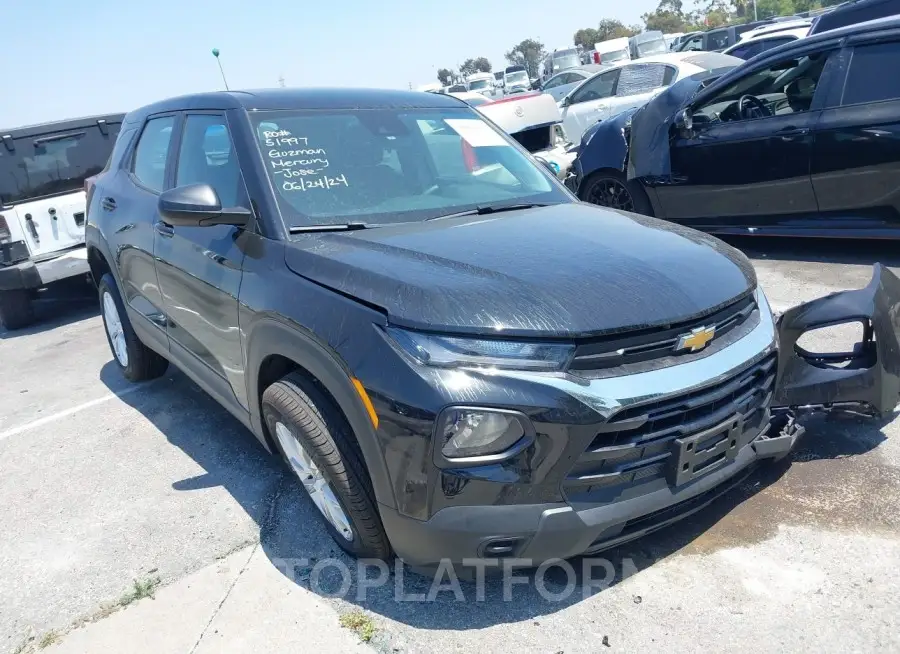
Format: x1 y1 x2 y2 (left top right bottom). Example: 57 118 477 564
0 114 122 328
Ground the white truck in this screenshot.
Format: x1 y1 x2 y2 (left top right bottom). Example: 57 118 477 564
0 114 123 328
465 72 498 98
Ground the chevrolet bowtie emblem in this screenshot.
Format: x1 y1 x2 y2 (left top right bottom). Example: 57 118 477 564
675 325 716 352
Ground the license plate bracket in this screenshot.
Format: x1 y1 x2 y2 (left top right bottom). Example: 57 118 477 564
668 415 743 487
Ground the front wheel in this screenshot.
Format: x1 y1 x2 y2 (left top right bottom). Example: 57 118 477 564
579 170 654 216
263 373 392 559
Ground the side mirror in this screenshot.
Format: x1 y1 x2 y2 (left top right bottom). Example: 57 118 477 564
674 108 694 132
158 184 251 227
561 95 571 107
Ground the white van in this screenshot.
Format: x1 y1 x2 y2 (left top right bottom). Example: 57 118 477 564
0 114 123 328
592 37 631 65
465 72 497 97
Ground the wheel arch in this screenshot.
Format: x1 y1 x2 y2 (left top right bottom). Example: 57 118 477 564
246 317 396 509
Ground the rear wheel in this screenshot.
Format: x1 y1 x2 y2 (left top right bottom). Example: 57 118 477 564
0 289 35 330
579 170 654 216
263 373 391 559
98 273 168 382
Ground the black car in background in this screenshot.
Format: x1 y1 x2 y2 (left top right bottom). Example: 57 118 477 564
574 16 900 238
809 0 900 34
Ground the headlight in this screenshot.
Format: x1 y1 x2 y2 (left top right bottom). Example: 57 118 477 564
386 327 574 370
438 408 528 459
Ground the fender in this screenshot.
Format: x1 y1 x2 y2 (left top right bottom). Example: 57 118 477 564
244 316 397 509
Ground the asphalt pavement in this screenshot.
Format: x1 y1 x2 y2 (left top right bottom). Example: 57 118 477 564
1 237 899 653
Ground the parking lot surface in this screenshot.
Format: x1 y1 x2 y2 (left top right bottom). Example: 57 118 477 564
2 237 899 653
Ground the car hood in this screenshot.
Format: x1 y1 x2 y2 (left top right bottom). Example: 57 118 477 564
284 203 756 338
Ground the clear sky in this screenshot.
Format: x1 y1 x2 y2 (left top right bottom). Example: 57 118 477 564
2 0 664 127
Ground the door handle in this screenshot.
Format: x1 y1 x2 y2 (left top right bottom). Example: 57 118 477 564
101 197 117 211
154 221 175 237
775 126 810 141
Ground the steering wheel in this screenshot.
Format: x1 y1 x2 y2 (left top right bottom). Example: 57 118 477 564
738 94 772 120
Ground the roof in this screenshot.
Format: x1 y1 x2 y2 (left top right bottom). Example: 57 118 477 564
811 0 900 34
124 88 464 125
736 27 810 45
2 113 125 138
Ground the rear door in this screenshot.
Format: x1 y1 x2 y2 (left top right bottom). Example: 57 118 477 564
0 118 121 258
102 114 177 350
560 68 620 142
153 112 249 411
810 39 900 230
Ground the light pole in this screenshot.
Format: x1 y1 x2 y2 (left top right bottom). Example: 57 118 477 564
211 48 230 91
754 0 758 22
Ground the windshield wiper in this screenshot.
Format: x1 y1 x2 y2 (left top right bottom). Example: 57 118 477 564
289 222 371 234
426 203 551 221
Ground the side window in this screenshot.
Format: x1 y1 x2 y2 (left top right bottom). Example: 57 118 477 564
843 42 900 106
616 64 671 96
131 116 175 192
729 43 760 60
571 69 620 104
683 35 703 51
696 51 831 121
175 114 247 208
543 74 564 89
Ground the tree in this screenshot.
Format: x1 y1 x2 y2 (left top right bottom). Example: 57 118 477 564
504 39 546 80
436 68 454 86
596 19 640 41
459 57 492 77
642 0 700 32
574 27 601 50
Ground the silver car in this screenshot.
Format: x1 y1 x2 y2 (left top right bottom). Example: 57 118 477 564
538 64 609 102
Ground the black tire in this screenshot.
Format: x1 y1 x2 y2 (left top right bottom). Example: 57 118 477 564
97 273 168 382
579 169 654 216
262 373 392 559
0 289 35 330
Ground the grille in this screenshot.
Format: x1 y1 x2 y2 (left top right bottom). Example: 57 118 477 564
564 353 776 501
568 294 756 371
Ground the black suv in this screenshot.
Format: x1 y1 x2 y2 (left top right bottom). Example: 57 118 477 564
574 16 900 238
86 88 900 568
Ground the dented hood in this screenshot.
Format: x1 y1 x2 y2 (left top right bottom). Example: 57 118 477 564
774 264 900 417
285 203 756 338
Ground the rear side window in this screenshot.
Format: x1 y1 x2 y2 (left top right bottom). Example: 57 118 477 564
843 42 900 105
102 127 136 173
132 116 175 192
0 121 122 206
616 64 673 96
729 43 762 60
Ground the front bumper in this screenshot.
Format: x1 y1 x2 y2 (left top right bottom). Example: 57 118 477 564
381 413 802 567
0 246 89 291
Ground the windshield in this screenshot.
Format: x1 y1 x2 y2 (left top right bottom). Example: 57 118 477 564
468 79 491 90
251 108 566 228
553 53 581 71
506 71 529 84
0 122 121 206
636 39 668 57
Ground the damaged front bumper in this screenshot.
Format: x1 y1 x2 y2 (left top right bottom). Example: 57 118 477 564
773 263 900 418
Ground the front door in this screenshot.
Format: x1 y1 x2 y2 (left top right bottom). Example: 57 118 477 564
153 112 250 411
654 49 835 229
560 68 620 142
810 40 900 231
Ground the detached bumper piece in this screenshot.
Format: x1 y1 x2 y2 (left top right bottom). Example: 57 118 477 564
773 263 900 417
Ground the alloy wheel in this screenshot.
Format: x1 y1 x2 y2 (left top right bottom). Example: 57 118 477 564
587 178 635 212
102 291 129 368
274 422 354 541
